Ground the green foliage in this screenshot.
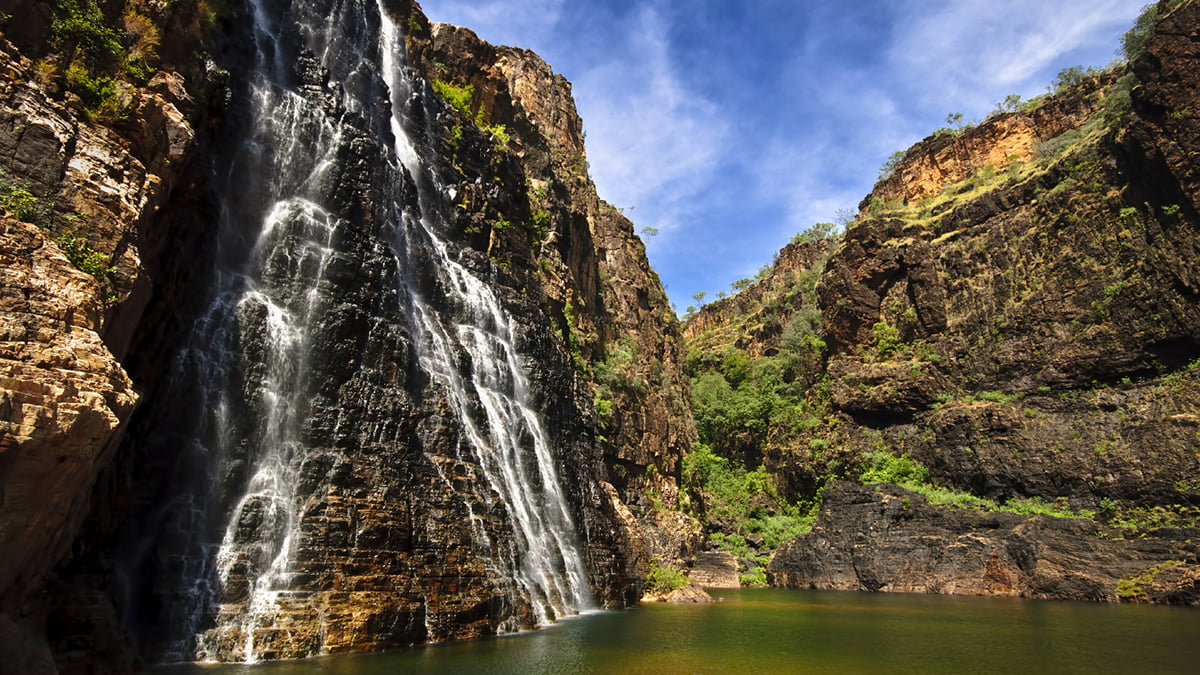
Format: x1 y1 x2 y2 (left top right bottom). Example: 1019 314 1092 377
121 11 161 81
1109 503 1200 532
1103 72 1136 129
685 444 817 585
1116 561 1183 600
878 150 906 180
66 57 123 117
1004 497 1095 520
593 393 613 424
488 123 510 145
432 79 511 147
53 0 124 59
594 336 646 395
49 0 158 116
790 221 836 245
860 451 1095 519
977 390 1024 405
55 232 115 280
1052 65 1093 93
860 451 930 487
0 171 50 225
641 226 659 237
992 94 1023 116
740 567 768 587
683 444 767 523
645 560 688 595
1120 3 1160 62
432 79 475 117
525 180 553 241
871 321 901 358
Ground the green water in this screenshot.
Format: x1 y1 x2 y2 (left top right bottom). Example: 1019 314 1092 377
161 589 1200 674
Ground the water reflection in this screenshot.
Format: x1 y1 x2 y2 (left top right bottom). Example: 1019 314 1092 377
155 588 1200 674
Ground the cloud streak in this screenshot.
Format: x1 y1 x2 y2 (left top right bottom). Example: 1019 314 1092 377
573 7 729 240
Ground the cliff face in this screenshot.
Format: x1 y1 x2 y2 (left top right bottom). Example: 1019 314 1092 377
683 239 832 359
0 0 217 669
0 0 693 669
687 0 1200 603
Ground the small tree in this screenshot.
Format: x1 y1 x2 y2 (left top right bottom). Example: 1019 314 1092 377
995 94 1022 114
693 291 708 304
878 149 906 180
1120 3 1159 62
1052 66 1087 93
791 221 835 245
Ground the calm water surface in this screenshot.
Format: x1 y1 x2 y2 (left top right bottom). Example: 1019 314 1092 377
160 588 1200 674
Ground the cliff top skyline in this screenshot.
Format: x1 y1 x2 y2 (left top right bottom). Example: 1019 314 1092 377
419 0 1147 311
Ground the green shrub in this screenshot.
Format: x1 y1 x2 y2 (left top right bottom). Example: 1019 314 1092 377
977 390 1023 404
871 321 901 358
860 451 1095 519
791 221 836 245
432 79 475 117
593 394 612 424
1116 561 1182 600
53 0 124 59
55 232 114 280
1052 65 1091 93
487 123 510 145
0 172 50 225
860 451 930 487
740 567 767 587
645 560 688 595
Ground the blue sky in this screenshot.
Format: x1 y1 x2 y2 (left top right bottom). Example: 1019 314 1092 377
416 0 1149 312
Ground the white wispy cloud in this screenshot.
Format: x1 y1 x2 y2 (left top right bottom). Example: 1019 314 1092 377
888 0 1146 113
571 6 730 245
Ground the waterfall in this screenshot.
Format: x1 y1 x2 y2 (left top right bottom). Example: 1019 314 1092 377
376 8 590 628
120 0 591 663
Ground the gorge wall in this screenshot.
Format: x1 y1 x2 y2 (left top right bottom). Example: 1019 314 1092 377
684 0 1200 604
0 0 693 670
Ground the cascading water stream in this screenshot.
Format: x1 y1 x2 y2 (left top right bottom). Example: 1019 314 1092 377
121 0 592 663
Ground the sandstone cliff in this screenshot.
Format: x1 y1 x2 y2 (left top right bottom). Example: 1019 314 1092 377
687 0 1200 603
0 1 217 669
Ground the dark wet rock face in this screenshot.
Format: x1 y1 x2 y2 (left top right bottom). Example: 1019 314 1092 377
769 482 1200 603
